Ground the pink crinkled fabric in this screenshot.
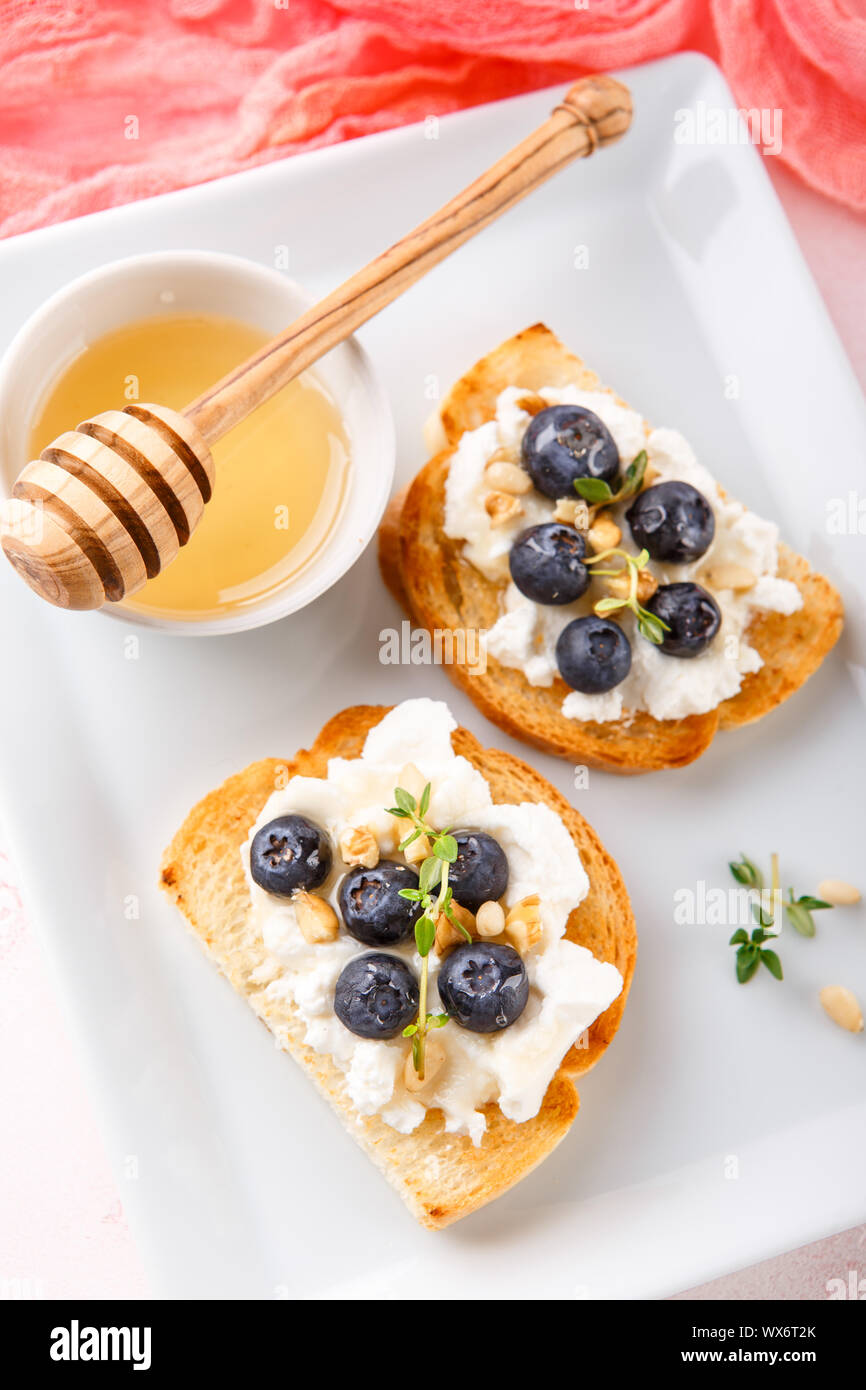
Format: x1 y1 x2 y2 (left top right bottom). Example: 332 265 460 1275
0 0 862 239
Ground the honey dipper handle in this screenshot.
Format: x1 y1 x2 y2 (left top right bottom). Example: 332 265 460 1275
184 75 632 444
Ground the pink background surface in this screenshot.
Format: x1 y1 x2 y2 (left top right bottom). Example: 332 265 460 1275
0 9 864 1296
2 0 864 235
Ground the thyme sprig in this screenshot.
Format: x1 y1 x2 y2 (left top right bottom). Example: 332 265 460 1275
585 546 669 645
729 926 783 983
784 889 833 939
386 782 470 1077
726 851 835 982
728 853 764 891
573 449 648 509
728 851 783 982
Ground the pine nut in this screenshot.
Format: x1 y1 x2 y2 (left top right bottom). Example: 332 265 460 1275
476 900 506 938
484 461 533 494
587 515 622 552
700 563 757 592
604 572 631 600
293 891 339 944
404 832 432 864
819 986 864 1033
817 879 861 907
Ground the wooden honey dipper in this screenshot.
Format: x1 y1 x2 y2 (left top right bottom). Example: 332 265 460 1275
0 75 632 611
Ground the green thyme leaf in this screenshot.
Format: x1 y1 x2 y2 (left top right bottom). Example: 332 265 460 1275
729 928 749 945
729 854 764 890
386 807 410 819
784 900 817 937
434 834 459 863
637 610 666 645
736 945 760 984
760 949 783 981
415 915 436 957
794 895 832 912
385 784 475 1076
595 596 626 614
751 901 774 929
621 450 648 498
574 477 613 504
418 856 442 896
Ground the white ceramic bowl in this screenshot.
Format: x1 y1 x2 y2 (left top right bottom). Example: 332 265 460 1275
0 250 395 634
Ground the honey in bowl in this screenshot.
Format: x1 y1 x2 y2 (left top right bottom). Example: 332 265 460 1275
27 314 350 621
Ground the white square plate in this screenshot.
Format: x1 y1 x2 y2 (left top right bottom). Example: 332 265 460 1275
1 53 864 1299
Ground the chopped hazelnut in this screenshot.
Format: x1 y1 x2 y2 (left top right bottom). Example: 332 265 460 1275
434 901 476 955
484 491 524 527
603 568 658 602
553 497 590 529
338 824 380 869
504 894 543 954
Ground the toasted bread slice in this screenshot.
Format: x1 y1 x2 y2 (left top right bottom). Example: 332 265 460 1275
160 704 636 1229
379 325 844 773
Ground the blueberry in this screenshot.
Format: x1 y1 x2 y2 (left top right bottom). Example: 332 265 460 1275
338 861 421 947
334 953 419 1040
437 942 529 1033
250 814 331 896
555 616 632 694
521 404 620 498
645 582 721 657
509 523 589 605
626 481 715 564
448 831 509 913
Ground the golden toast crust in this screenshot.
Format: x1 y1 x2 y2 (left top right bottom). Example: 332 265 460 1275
379 326 843 772
160 704 637 1229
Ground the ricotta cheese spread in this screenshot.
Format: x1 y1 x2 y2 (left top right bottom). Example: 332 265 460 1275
244 698 623 1144
443 385 803 722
